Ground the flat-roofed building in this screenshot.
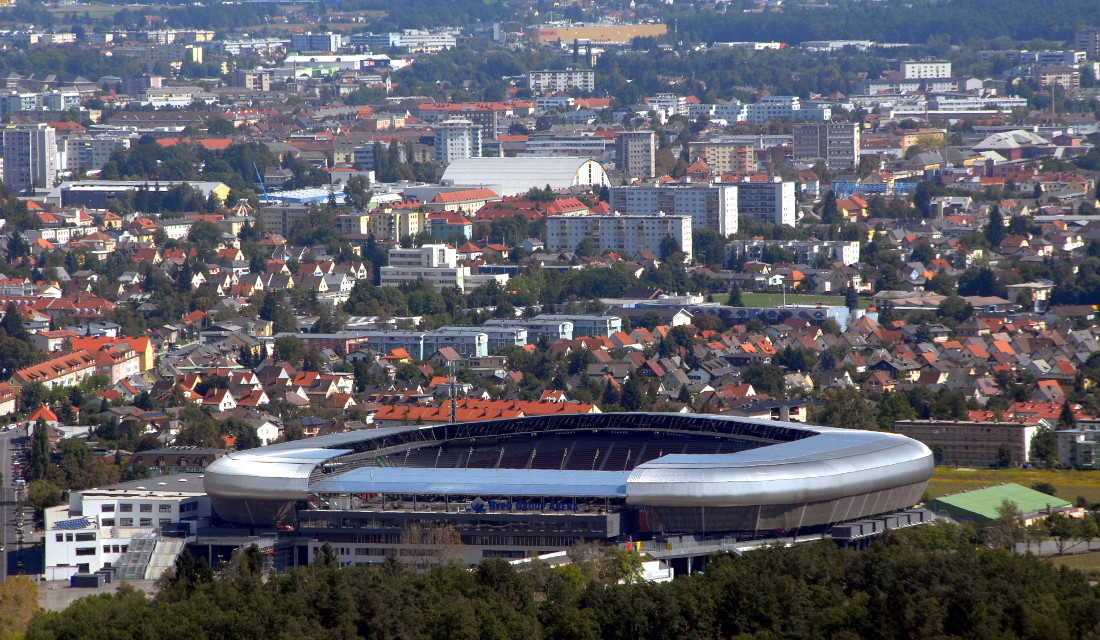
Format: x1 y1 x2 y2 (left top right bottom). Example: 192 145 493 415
547 212 693 260
609 183 737 235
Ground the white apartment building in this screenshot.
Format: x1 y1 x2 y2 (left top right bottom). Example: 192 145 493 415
484 318 574 342
726 239 861 266
434 118 482 165
437 325 527 351
290 32 342 52
521 134 607 159
527 69 596 93
646 94 689 120
734 177 797 226
901 60 952 79
64 135 132 172
379 244 508 293
740 96 831 126
792 123 860 172
399 29 457 52
609 183 738 235
43 474 211 581
688 101 746 123
533 314 622 338
546 213 693 261
2 123 57 193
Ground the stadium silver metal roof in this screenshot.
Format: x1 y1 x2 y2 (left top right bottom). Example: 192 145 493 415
204 413 933 519
311 467 629 498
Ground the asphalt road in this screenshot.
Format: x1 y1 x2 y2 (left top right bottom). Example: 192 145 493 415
0 424 28 578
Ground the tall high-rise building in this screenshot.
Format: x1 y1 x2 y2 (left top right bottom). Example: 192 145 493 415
615 130 656 178
735 177 797 226
290 32 341 53
2 123 57 193
434 118 482 165
792 123 860 172
1076 29 1100 60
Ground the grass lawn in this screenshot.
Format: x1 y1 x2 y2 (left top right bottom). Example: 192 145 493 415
1049 552 1100 574
718 292 873 309
927 467 1100 504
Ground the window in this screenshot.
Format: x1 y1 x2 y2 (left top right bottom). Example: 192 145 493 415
159 504 172 513
139 504 152 513
101 504 115 513
75 533 95 542
102 519 115 527
119 504 133 512
120 518 133 526
75 547 95 556
55 534 63 542
65 534 73 542
139 518 152 527
159 518 171 526
103 545 111 553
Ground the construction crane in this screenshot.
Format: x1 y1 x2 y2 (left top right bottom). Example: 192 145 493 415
253 161 268 198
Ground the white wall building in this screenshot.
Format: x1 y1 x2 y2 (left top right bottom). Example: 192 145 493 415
546 213 693 260
43 474 211 581
379 244 509 293
901 60 952 79
645 94 689 120
734 177 797 226
434 118 482 165
528 69 595 93
2 123 57 193
290 32 342 52
609 183 738 235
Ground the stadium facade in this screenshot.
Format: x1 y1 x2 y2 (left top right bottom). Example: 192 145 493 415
204 413 933 565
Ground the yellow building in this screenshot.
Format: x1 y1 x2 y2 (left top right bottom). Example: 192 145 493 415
529 23 667 45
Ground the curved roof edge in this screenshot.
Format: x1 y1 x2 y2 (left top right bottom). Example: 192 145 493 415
203 415 932 506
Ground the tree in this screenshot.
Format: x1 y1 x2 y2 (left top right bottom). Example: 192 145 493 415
936 295 973 325
0 577 39 638
876 390 916 430
658 236 680 261
207 117 235 136
1031 482 1058 496
819 190 841 224
1046 511 1077 555
621 377 646 412
1058 401 1077 429
986 499 1024 549
1 302 29 342
1029 426 1057 468
27 418 51 483
398 522 463 571
812 387 878 430
575 238 600 257
741 363 785 397
844 284 858 310
343 175 374 211
273 336 307 365
985 206 1005 247
24 479 63 525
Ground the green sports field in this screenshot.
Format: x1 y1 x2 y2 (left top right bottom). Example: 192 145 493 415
719 292 873 308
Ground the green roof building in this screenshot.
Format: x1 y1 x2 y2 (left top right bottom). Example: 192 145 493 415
928 483 1072 524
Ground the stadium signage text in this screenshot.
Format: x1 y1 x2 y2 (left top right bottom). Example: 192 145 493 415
487 500 578 512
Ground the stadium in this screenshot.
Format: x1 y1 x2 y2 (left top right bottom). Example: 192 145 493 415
204 413 934 565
